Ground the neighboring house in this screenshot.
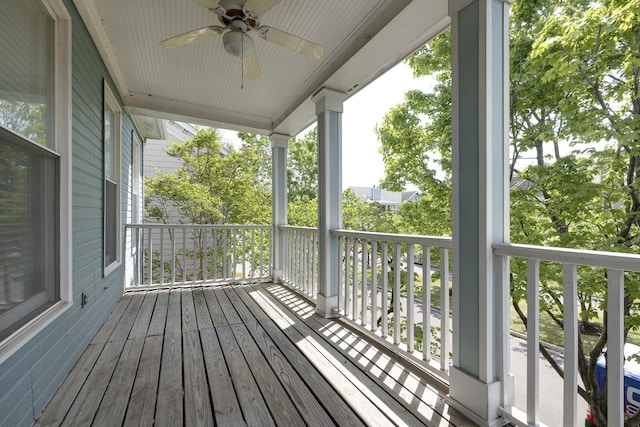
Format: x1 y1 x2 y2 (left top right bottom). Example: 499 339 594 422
0 1 153 423
144 120 196 181
349 186 419 212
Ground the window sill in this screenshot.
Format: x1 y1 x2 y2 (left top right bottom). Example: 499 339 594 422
0 300 73 365
104 260 122 277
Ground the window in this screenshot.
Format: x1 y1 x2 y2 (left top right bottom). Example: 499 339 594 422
0 0 71 348
103 82 121 275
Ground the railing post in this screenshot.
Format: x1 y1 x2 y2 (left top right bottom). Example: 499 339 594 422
448 0 512 425
270 133 289 283
313 88 347 318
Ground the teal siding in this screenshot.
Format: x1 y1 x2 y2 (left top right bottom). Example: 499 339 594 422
0 0 140 425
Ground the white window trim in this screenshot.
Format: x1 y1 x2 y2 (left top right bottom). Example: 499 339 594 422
103 82 122 276
0 0 73 366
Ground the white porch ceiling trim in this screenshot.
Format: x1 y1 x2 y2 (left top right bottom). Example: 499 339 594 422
273 0 451 136
73 0 129 97
126 93 274 134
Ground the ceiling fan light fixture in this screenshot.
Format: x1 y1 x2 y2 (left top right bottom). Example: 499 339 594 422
223 29 254 57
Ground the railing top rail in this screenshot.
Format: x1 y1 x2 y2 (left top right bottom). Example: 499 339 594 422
331 229 453 248
125 223 271 230
493 242 640 272
279 225 318 233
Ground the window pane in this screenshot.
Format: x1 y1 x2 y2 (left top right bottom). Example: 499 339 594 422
105 180 118 266
104 105 115 181
0 0 54 147
0 134 57 340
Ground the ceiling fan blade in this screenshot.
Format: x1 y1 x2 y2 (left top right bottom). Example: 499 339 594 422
160 26 218 49
193 0 222 10
259 26 324 60
243 49 262 79
244 0 281 17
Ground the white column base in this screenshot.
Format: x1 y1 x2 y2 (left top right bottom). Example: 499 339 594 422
447 366 508 427
272 269 283 283
315 294 340 318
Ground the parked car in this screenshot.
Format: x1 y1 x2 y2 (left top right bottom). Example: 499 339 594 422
586 343 640 426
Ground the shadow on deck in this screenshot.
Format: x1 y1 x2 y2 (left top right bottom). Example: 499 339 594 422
34 283 471 426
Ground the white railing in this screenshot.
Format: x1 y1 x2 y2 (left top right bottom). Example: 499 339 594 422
332 229 453 379
494 243 640 427
280 226 318 300
126 224 271 288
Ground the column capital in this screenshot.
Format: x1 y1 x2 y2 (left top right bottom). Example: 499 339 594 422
311 87 348 114
270 133 290 149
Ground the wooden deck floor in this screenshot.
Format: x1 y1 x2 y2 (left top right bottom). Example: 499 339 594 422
35 283 470 427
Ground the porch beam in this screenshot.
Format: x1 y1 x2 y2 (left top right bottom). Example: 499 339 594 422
270 133 289 282
448 0 511 425
312 88 347 318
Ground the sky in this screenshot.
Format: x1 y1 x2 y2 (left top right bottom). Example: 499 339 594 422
340 62 433 190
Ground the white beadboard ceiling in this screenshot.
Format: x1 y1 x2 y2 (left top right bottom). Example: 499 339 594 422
73 0 449 137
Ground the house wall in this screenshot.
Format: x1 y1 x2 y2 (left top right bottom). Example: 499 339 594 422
0 1 140 425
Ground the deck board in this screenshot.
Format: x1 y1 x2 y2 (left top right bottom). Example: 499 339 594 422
216 325 275 427
146 289 169 336
183 330 213 427
36 283 467 427
123 335 162 427
199 328 246 427
92 338 145 426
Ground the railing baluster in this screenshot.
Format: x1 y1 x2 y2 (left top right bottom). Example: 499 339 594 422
440 247 449 371
203 229 208 282
352 239 358 322
192 228 197 282
147 230 153 286
242 228 246 279
343 237 350 315
182 228 186 284
381 242 389 338
160 229 165 286
422 245 431 361
361 240 369 327
407 244 414 353
223 229 229 279
562 263 578 426
393 243 401 345
170 228 176 284
251 229 256 278
312 233 317 297
371 240 378 332
526 259 540 425
304 232 310 294
213 229 218 281
607 269 624 427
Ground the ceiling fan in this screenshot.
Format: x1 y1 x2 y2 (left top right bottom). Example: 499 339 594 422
160 0 324 79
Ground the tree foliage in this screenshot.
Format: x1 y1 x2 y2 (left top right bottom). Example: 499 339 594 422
376 0 640 423
145 127 271 225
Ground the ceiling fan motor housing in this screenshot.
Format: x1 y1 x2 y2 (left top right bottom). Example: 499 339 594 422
223 27 255 57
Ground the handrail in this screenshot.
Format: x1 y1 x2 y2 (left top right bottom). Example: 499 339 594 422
126 223 270 231
493 242 640 271
331 229 453 248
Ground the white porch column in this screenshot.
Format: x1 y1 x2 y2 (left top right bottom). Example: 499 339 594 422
448 0 512 426
270 133 289 283
312 88 347 318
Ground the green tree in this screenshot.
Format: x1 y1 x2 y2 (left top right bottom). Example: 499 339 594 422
145 127 271 225
377 1 640 423
288 128 318 202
